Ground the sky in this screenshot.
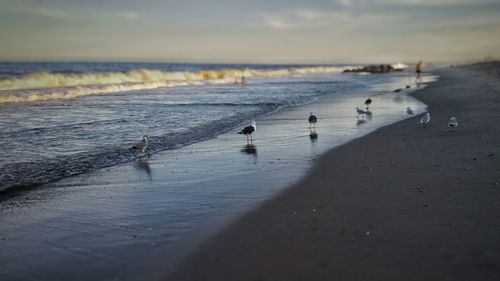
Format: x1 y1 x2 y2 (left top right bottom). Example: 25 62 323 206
0 0 499 64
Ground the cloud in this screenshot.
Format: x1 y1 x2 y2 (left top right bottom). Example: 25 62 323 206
256 9 347 30
114 11 139 20
334 0 355 7
334 0 500 6
255 8 400 31
36 8 141 20
264 18 293 30
0 1 140 20
34 7 74 19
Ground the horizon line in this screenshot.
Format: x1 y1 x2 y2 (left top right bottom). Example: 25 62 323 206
0 58 490 65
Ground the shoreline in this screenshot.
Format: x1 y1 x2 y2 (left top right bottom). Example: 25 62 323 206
0 66 395 193
0 71 429 281
166 64 500 280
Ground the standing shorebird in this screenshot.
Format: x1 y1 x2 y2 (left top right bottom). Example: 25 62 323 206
418 112 430 127
308 112 317 129
406 107 414 115
448 116 458 128
364 98 372 110
356 107 367 119
132 135 149 153
238 120 256 144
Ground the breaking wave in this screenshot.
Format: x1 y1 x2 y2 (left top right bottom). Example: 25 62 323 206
0 66 351 104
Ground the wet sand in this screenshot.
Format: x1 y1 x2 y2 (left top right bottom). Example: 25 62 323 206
0 72 427 280
167 63 500 280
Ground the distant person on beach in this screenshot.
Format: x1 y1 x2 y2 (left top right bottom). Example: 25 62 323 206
416 60 424 86
234 76 248 86
241 76 248 86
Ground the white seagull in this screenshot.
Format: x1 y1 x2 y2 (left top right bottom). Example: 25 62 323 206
356 107 367 118
308 112 317 128
132 135 149 153
406 107 414 115
448 116 458 128
238 120 256 143
418 112 430 127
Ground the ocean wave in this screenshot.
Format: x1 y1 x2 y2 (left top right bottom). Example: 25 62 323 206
0 81 203 104
0 66 352 104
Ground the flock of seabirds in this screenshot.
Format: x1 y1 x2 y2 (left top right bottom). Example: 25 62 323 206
131 83 459 154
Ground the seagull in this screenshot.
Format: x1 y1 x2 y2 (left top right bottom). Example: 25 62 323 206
308 112 317 128
406 107 414 115
448 116 458 128
132 135 149 153
364 98 372 110
238 120 256 144
418 112 430 127
356 107 367 118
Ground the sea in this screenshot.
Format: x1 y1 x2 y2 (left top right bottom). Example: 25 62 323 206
0 62 420 191
0 61 438 280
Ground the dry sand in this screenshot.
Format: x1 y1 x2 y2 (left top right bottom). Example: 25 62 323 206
166 63 500 281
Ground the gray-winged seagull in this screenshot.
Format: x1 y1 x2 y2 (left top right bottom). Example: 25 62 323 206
308 112 317 128
418 112 430 127
238 120 256 144
448 116 458 127
132 135 149 153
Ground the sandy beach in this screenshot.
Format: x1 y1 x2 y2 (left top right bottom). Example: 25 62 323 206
0 70 428 280
2 1 499 280
167 63 500 280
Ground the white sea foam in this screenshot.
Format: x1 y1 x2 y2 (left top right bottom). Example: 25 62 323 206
0 66 353 104
392 63 409 70
0 81 204 103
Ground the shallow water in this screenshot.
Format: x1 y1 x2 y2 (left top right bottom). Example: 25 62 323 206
0 67 435 280
0 62 408 191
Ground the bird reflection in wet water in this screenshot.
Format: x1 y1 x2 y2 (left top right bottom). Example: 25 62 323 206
309 132 318 142
309 127 318 142
134 159 152 177
356 119 366 126
365 110 373 120
241 144 257 155
393 94 403 103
